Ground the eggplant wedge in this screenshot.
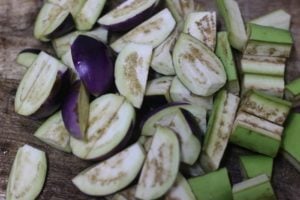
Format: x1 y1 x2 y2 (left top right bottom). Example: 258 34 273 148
201 90 240 172
215 32 240 95
34 111 71 152
250 9 291 30
98 0 158 31
244 23 293 58
173 33 226 96
166 0 195 23
72 143 145 196
49 0 86 17
15 52 70 119
115 43 153 108
62 80 89 140
170 76 213 111
70 94 135 160
111 8 176 53
16 49 41 68
135 126 180 199
183 11 217 50
6 145 47 200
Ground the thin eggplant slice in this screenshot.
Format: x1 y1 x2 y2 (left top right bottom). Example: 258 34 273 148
170 77 213 111
141 103 207 137
6 145 47 200
216 0 247 51
151 28 179 75
111 8 176 53
135 126 180 200
165 173 196 200
183 11 217 50
72 143 145 196
166 0 195 23
71 35 114 96
74 0 106 31
34 111 71 152
62 80 89 140
115 43 152 108
98 0 158 31
70 94 135 160
145 76 173 102
250 9 291 30
16 49 41 68
173 33 226 96
15 52 70 118
49 0 86 17
201 90 240 172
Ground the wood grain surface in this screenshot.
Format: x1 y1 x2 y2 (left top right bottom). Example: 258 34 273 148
0 0 300 199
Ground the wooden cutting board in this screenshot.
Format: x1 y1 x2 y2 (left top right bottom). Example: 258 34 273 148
0 0 300 199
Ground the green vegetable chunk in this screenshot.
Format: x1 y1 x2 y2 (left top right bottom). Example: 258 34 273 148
240 155 273 179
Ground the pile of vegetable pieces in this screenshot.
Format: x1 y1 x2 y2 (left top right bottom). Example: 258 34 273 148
7 0 300 199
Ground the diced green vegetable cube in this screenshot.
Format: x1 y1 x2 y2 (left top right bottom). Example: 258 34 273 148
240 155 273 179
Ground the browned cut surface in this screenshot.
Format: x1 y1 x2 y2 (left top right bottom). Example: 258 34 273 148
0 0 300 199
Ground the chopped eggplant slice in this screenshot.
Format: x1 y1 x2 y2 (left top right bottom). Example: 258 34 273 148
70 94 135 160
151 28 179 75
166 0 195 23
34 111 71 152
165 173 196 200
6 145 47 200
188 168 233 200
239 90 291 125
244 23 293 58
216 0 247 51
53 27 108 58
73 143 145 196
170 77 213 111
250 9 291 30
48 0 86 17
142 103 207 137
215 32 240 95
239 155 273 179
232 174 276 200
110 185 137 200
16 49 41 68
111 8 176 53
15 52 70 118
135 127 180 200
230 112 283 157
282 113 300 172
241 55 286 76
285 78 300 105
71 35 114 97
183 11 217 50
98 0 158 31
34 3 75 41
115 43 152 108
62 80 89 140
74 0 106 31
242 74 285 98
201 90 240 172
173 33 226 96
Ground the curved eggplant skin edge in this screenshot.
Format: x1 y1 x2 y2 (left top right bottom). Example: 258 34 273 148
31 69 71 119
46 13 76 39
71 35 114 97
62 80 89 140
98 0 158 32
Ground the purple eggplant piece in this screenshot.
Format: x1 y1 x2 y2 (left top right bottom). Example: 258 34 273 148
98 0 158 32
180 108 204 142
71 35 114 96
46 13 75 39
19 49 41 54
62 80 89 140
32 69 71 119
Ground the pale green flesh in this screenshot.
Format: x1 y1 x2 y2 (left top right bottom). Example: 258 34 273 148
240 155 273 179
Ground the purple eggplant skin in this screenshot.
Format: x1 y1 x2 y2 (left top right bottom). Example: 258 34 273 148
31 69 71 119
46 14 75 39
180 108 204 142
19 49 41 55
62 80 89 140
100 3 157 32
141 95 169 113
71 35 114 96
